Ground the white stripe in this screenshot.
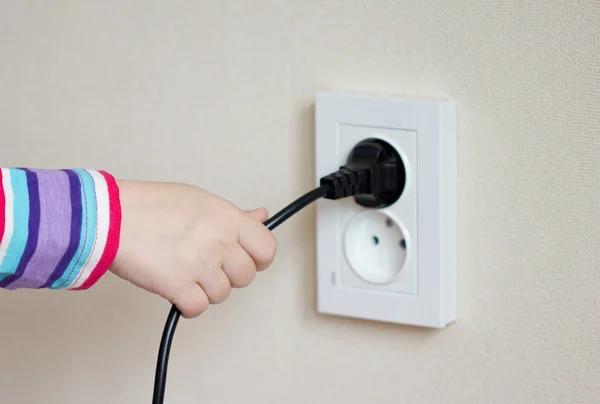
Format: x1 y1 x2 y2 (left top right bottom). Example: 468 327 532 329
68 170 110 289
0 168 15 268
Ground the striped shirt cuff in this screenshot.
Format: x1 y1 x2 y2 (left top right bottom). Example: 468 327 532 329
0 168 121 290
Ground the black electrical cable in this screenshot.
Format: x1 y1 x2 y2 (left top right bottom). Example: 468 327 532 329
153 305 180 404
152 185 330 404
262 185 329 230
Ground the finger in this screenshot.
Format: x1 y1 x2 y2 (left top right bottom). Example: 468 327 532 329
196 268 232 304
172 283 210 319
245 207 268 223
238 217 277 272
222 244 257 288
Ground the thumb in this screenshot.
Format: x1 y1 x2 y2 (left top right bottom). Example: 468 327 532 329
245 207 269 223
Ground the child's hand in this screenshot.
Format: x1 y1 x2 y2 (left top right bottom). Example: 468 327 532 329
109 180 277 318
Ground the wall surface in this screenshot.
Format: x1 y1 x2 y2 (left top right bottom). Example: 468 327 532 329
1 1 599 403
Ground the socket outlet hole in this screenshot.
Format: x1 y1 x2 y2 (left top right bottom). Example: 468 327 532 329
344 210 408 285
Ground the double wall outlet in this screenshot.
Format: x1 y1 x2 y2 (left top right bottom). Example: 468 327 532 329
315 92 457 328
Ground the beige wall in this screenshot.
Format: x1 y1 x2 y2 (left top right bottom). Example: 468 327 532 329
1 1 599 403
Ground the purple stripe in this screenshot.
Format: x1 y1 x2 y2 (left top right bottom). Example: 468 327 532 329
0 169 41 288
40 170 82 288
5 170 71 289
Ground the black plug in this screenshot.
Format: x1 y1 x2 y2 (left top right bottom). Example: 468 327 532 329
319 138 406 208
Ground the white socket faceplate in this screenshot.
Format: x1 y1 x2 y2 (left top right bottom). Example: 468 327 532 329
315 92 457 328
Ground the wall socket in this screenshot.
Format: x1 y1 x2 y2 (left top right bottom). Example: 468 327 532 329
315 92 457 328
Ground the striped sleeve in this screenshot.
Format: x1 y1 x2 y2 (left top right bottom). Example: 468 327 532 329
0 168 121 290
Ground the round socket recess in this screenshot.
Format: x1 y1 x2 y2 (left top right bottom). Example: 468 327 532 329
344 210 408 285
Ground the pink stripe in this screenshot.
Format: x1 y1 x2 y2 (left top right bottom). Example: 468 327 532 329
73 171 121 290
0 170 5 246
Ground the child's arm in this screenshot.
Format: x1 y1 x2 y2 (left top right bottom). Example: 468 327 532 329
0 168 276 318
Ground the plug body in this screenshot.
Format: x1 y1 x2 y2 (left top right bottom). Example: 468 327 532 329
319 138 406 208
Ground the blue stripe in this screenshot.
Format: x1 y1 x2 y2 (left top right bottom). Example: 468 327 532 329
40 170 82 288
0 169 41 287
52 169 97 289
0 169 30 281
